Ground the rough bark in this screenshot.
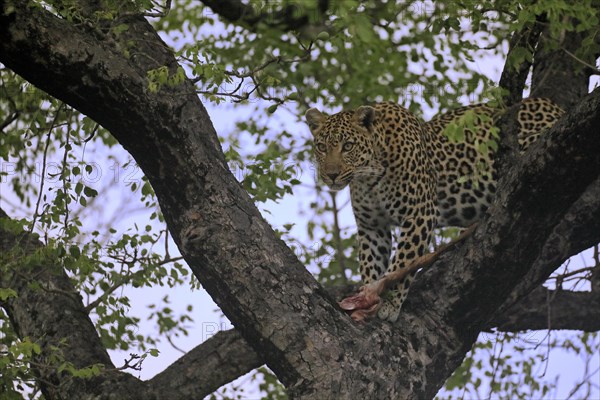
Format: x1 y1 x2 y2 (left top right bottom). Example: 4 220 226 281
1 2 600 399
497 176 600 314
498 19 543 106
148 329 263 398
492 286 600 332
531 29 594 110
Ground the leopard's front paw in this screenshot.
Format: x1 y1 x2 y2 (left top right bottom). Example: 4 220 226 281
377 299 400 322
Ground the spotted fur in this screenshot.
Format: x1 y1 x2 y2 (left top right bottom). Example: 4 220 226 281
427 98 564 226
305 98 564 322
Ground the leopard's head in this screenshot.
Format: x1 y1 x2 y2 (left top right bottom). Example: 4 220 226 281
305 106 383 191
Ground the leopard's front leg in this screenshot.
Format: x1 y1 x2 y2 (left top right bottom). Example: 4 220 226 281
378 214 435 322
356 219 392 285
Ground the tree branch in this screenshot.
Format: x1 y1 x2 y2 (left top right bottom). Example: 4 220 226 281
497 176 600 313
498 18 544 106
401 88 600 398
199 0 329 33
148 329 263 399
491 286 600 332
158 281 600 394
495 17 543 178
531 29 594 110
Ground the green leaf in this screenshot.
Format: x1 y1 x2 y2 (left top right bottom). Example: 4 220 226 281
69 245 81 259
0 288 17 301
316 31 329 41
83 186 98 197
149 348 160 357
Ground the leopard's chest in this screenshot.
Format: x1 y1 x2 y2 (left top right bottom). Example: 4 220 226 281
349 172 415 228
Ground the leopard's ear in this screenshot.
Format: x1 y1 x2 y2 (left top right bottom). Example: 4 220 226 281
305 108 327 135
354 106 377 130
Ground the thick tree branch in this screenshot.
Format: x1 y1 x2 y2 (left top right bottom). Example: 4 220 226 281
498 176 600 313
149 329 263 399
498 18 543 106
531 29 594 110
491 286 600 332
401 88 600 398
200 0 329 33
150 282 600 394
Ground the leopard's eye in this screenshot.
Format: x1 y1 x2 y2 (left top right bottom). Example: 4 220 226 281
342 142 354 152
316 143 327 152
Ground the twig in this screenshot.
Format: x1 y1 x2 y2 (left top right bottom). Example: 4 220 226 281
561 47 600 74
166 335 186 354
116 353 144 371
553 266 594 286
142 0 171 18
0 111 19 132
84 256 183 313
486 334 506 400
30 103 64 234
83 122 99 143
192 42 313 104
61 113 72 236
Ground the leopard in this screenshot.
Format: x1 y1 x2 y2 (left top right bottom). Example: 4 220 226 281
305 98 564 322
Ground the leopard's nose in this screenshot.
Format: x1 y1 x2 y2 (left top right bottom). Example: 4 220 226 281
327 172 340 181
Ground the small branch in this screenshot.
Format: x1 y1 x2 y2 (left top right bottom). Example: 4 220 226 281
592 244 600 292
222 56 282 79
561 47 600 74
191 42 312 104
61 115 72 237
166 335 186 354
30 103 64 235
84 256 183 313
552 266 594 285
0 111 19 132
116 353 146 371
82 122 99 143
143 0 172 18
